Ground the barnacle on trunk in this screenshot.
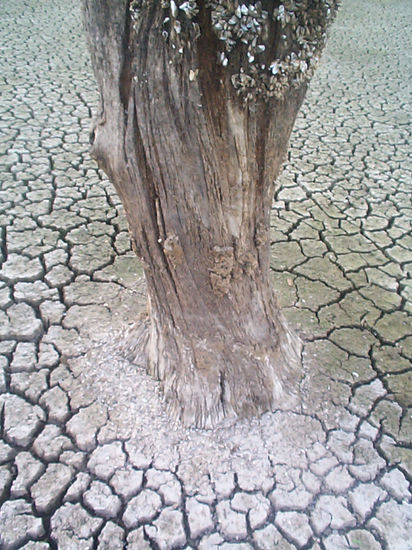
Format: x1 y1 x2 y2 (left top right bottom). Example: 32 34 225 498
130 0 340 101
206 0 340 100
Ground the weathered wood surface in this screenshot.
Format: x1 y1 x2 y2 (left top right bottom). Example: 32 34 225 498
82 1 327 427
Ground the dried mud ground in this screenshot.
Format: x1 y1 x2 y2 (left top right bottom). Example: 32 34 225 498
0 0 411 549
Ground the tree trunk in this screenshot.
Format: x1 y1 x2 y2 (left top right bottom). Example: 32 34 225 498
82 0 335 427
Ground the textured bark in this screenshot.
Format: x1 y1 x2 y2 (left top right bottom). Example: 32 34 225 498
83 0 309 427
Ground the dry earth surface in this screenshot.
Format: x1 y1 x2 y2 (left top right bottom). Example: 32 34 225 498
0 0 411 549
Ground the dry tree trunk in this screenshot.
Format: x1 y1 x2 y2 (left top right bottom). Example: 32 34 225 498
82 0 339 427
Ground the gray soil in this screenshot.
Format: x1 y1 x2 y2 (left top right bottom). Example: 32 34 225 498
0 0 411 549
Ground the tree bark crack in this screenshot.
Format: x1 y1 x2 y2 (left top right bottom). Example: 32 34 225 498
119 0 134 117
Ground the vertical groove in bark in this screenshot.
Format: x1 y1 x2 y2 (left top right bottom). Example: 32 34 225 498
83 0 308 427
119 1 134 115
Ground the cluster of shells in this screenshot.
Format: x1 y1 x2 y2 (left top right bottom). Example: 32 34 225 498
130 0 340 101
130 0 200 45
209 1 269 65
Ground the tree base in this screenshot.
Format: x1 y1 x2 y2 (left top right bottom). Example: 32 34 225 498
122 312 302 429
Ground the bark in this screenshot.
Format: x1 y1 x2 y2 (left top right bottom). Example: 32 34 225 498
83 0 309 427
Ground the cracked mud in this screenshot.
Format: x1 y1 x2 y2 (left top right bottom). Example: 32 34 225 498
0 0 411 549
